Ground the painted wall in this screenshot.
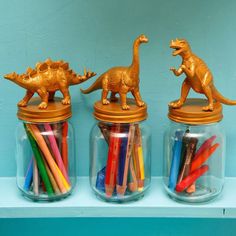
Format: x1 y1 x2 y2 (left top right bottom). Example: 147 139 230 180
1 0 236 177
0 0 236 235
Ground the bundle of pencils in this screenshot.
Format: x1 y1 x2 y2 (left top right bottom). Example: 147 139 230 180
168 129 219 193
96 123 145 198
23 122 71 198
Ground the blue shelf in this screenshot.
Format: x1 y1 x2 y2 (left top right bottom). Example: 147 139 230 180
0 177 235 218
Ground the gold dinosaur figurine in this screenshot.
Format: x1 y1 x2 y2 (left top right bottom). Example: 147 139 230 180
4 58 96 109
81 34 148 110
169 38 236 111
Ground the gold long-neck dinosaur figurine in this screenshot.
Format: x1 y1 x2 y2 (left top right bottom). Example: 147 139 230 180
81 34 148 110
4 58 96 109
169 38 236 111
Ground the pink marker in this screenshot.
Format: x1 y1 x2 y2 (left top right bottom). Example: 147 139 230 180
193 135 216 161
44 123 70 183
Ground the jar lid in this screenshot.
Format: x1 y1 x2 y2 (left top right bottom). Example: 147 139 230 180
93 98 147 123
17 97 72 123
168 98 223 125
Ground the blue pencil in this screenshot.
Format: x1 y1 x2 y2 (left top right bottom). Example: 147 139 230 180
23 158 33 191
168 130 184 191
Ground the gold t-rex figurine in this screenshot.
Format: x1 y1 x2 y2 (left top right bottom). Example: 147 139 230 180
81 34 148 110
4 58 96 109
169 38 236 111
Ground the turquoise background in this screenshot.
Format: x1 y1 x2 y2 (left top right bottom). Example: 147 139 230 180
1 0 236 235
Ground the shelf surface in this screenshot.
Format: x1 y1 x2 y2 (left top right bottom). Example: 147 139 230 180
0 177 235 218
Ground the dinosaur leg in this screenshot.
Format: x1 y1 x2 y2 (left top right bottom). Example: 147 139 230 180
60 86 71 105
37 88 49 109
49 91 55 101
110 92 118 102
202 86 214 111
120 92 129 110
169 79 190 108
102 77 110 105
18 90 34 107
119 85 130 110
132 88 145 107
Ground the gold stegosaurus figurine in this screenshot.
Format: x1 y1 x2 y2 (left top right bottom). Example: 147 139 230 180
4 58 96 109
81 34 148 110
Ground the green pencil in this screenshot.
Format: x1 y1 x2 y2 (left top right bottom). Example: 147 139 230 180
24 124 54 196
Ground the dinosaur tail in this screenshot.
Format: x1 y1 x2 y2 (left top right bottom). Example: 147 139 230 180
80 75 103 94
212 85 236 105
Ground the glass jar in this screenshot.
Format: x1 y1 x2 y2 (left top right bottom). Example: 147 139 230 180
163 98 225 203
89 99 151 202
16 98 76 201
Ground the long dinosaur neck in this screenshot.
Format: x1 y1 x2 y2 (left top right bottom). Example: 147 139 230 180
130 40 140 75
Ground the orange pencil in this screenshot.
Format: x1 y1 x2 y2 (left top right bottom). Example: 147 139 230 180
190 143 220 172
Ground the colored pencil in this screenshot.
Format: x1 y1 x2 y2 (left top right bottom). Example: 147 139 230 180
168 130 183 191
128 155 138 192
28 124 69 194
117 124 135 195
193 135 217 161
41 151 60 194
105 124 121 197
175 165 209 192
24 124 54 196
190 143 220 172
178 138 198 183
33 158 39 195
61 122 69 171
133 125 145 191
44 123 70 183
23 158 33 191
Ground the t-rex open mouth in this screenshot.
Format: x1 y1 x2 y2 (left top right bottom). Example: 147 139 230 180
170 46 182 56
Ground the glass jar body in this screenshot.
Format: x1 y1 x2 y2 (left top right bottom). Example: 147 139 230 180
90 121 151 202
163 120 225 203
16 119 76 201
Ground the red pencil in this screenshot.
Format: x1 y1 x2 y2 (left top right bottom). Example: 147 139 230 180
175 165 209 192
190 143 219 172
193 135 217 161
62 122 68 172
105 124 121 197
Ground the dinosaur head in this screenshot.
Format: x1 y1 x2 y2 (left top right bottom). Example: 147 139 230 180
4 72 18 81
137 34 149 44
170 39 191 56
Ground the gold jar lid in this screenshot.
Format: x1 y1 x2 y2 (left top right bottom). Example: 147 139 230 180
168 98 223 125
17 97 72 123
94 98 147 123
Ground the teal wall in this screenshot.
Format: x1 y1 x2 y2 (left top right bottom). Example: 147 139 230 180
1 0 236 235
1 0 236 177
